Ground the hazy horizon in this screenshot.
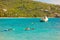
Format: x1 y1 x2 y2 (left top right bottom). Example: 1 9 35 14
33 0 60 5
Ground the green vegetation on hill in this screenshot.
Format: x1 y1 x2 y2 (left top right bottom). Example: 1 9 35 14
0 0 60 17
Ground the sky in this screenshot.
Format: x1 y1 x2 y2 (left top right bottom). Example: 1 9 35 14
33 0 60 5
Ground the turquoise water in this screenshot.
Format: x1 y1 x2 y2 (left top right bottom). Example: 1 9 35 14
0 18 60 40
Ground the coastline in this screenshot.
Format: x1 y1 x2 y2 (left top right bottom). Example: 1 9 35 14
0 17 55 18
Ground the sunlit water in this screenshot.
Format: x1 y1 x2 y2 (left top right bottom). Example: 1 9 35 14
0 18 60 40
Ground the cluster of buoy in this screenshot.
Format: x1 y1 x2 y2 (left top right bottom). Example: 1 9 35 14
2 28 15 32
1 27 34 32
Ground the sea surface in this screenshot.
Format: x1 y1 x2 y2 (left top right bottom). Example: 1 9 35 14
0 18 60 40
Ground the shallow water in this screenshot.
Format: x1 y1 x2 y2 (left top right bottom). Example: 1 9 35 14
0 18 60 40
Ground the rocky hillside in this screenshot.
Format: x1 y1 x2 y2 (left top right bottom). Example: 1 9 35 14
0 0 60 17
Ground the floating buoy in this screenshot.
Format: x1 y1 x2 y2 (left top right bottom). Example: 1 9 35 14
31 28 35 30
25 27 31 30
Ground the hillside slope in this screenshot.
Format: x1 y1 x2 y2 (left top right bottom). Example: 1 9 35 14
0 0 60 17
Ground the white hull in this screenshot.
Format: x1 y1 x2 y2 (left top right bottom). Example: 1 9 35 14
41 16 48 22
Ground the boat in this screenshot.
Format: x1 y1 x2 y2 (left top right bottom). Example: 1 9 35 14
40 16 48 22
